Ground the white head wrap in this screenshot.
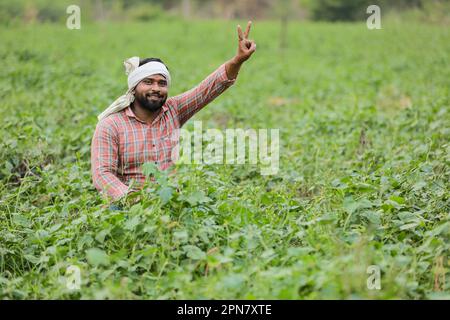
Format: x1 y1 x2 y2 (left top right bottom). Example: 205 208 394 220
97 56 171 121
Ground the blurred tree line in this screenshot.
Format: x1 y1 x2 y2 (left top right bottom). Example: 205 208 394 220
1 0 448 25
305 0 449 22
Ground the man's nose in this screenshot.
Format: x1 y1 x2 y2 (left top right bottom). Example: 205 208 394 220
150 83 160 92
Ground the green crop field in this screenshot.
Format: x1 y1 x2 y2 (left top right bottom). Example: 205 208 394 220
0 19 449 299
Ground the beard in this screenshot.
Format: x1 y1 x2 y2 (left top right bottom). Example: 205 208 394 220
135 92 167 112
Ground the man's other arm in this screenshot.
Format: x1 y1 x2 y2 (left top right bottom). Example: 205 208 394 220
91 121 129 201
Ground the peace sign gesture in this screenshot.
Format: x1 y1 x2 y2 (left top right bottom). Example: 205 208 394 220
236 21 256 63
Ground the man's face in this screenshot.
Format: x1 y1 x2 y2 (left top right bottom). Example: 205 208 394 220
134 74 168 112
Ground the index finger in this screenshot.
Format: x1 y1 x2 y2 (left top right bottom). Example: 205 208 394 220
244 21 252 38
237 24 244 41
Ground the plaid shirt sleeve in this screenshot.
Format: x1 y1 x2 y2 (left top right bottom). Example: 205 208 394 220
91 121 129 201
171 63 236 126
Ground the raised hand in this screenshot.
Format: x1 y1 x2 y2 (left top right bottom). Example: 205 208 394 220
236 21 256 63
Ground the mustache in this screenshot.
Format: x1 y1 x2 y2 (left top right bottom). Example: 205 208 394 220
146 93 163 98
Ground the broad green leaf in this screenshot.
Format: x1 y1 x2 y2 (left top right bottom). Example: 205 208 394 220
399 222 419 231
142 162 158 178
183 245 206 260
159 186 173 204
124 215 141 231
86 248 110 267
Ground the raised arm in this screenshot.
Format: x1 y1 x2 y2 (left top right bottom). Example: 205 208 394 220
172 21 256 127
91 122 129 201
171 63 235 126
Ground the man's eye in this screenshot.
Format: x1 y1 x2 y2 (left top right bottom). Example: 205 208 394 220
159 81 167 86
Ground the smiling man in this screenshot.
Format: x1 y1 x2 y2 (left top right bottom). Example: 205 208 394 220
91 21 256 202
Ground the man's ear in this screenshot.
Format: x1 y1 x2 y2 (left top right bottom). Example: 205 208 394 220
129 89 136 103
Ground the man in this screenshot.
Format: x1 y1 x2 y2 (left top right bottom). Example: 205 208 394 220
91 21 256 202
